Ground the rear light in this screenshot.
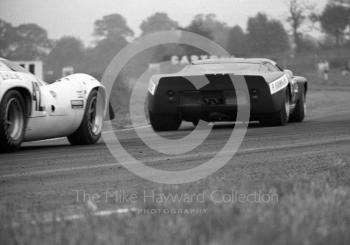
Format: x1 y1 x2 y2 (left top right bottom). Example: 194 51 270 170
224 91 236 105
250 89 259 100
166 90 175 96
166 90 176 102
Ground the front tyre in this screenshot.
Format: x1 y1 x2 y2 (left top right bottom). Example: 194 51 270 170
0 90 26 152
149 112 181 131
68 90 104 145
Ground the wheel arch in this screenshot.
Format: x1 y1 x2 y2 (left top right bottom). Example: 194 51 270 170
294 76 308 96
304 82 308 95
4 87 32 117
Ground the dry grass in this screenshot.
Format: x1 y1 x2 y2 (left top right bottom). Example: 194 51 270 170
1 162 350 245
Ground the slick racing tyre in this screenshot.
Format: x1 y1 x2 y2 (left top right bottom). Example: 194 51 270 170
0 90 26 152
261 88 290 127
149 112 182 131
68 89 104 145
289 85 306 122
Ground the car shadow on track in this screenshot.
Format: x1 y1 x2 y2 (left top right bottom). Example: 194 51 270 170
178 121 261 132
19 142 107 152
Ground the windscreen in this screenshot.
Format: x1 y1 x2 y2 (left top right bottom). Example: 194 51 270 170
2 60 30 74
0 61 11 72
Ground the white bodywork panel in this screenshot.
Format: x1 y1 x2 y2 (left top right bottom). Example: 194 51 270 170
0 61 107 142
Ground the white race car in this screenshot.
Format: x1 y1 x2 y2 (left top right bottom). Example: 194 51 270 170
0 58 113 152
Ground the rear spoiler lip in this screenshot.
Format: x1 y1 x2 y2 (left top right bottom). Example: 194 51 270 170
155 71 285 84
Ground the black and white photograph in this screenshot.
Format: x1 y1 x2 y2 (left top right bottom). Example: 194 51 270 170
0 0 350 244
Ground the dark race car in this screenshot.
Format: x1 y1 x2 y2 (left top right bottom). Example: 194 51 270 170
148 58 307 131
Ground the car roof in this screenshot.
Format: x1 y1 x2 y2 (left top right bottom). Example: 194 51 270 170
192 57 277 65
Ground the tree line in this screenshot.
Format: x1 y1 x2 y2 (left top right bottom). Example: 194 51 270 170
0 0 349 80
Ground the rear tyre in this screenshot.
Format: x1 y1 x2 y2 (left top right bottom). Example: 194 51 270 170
0 90 26 152
68 90 104 145
149 112 181 131
260 89 290 127
289 86 306 122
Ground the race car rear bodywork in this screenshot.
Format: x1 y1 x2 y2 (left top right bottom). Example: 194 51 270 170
148 58 307 131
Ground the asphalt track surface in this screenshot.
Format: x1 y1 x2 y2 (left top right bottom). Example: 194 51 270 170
0 94 350 213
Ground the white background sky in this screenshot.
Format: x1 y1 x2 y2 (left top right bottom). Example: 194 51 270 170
0 0 327 45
